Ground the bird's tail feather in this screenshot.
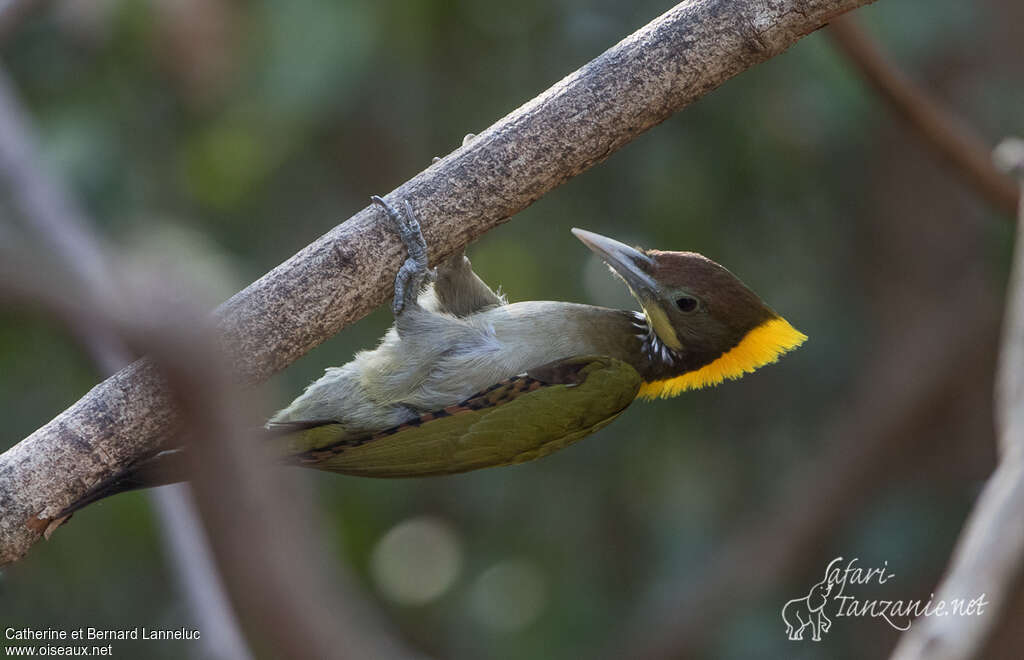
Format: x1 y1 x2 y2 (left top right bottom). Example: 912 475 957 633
58 448 190 518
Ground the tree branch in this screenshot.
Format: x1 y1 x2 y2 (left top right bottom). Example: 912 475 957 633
0 0 877 563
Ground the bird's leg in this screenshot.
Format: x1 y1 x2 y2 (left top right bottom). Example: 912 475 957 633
371 195 435 316
433 251 505 317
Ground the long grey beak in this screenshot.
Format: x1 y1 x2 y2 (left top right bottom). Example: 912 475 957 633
571 228 658 297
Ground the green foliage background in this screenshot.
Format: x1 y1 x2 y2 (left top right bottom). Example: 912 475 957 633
1 0 1019 658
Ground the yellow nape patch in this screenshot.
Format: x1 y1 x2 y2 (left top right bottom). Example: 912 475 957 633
637 317 807 400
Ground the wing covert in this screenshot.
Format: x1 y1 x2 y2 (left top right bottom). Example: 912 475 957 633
279 355 641 477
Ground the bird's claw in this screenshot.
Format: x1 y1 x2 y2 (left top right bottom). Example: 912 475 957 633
371 195 435 316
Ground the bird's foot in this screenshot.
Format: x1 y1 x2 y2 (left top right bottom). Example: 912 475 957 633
371 195 435 316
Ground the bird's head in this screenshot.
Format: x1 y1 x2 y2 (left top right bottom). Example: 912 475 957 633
572 228 807 398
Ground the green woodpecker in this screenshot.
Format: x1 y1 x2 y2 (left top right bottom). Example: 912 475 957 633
65 197 806 510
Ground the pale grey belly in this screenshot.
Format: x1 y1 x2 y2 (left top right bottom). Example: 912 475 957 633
273 301 617 433
401 303 611 411
399 339 576 412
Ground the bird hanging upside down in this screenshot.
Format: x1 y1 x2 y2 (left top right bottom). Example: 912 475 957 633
65 196 806 510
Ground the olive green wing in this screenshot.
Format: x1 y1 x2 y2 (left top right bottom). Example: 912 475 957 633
269 355 641 478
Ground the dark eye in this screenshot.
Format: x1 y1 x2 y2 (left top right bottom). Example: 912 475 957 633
675 296 698 312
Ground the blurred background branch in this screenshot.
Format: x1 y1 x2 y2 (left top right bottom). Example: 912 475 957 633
889 140 1024 660
0 237 421 660
0 0 43 44
0 65 250 660
827 16 1020 215
607 12 1019 660
613 296 998 660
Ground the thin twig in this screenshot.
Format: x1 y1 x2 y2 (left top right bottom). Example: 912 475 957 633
827 16 1020 216
147 486 254 660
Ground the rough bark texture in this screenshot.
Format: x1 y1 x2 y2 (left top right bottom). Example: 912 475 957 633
0 0 876 564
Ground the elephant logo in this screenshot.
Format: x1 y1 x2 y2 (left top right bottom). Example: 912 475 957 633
782 575 834 641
